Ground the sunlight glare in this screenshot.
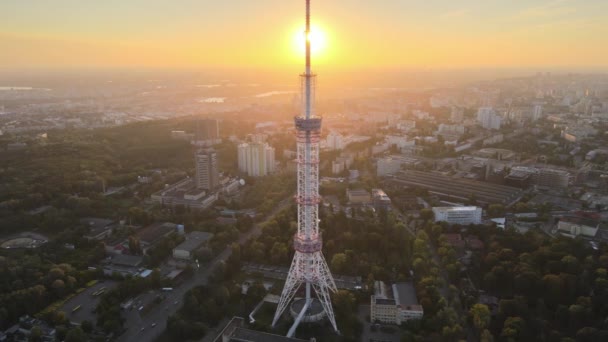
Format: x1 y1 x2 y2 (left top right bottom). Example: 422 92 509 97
294 25 327 57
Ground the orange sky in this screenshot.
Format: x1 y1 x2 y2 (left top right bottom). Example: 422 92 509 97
1 1 608 70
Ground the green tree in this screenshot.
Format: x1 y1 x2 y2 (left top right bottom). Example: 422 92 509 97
420 209 434 221
470 304 491 335
480 329 495 342
331 253 348 274
501 316 525 341
65 327 87 342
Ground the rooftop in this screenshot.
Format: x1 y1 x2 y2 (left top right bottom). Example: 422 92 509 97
174 231 213 252
214 317 307 342
433 206 479 212
80 217 115 237
393 282 419 307
391 170 522 205
137 222 176 245
108 254 143 267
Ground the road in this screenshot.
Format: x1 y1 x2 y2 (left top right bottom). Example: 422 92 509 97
116 196 293 342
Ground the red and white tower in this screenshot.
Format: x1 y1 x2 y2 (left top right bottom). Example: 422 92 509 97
272 0 338 337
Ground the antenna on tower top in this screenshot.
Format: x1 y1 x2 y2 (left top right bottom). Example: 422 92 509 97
272 0 338 337
305 0 311 73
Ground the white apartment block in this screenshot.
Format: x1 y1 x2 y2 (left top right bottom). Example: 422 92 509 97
477 107 502 130
432 206 482 225
237 142 275 177
325 131 345 150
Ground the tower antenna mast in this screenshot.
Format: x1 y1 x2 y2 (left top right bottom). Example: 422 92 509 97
272 0 338 337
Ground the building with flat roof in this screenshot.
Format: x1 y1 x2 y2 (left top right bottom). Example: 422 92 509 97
172 231 214 260
151 178 219 210
214 317 307 342
195 148 219 191
557 216 600 239
377 155 422 177
433 206 482 225
347 188 371 204
372 188 391 210
80 217 117 240
389 170 523 206
136 222 176 248
370 281 423 325
536 168 570 188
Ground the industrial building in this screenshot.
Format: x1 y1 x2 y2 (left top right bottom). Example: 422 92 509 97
80 217 117 240
376 155 422 177
433 206 482 225
556 216 600 239
505 167 570 189
347 188 371 204
536 168 570 188
214 317 306 342
370 281 423 325
172 231 214 260
136 222 177 249
151 178 219 209
389 170 523 206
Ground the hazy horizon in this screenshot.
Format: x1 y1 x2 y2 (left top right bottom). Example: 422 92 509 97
2 0 608 70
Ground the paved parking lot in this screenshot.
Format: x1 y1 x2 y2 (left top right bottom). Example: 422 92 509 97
358 305 400 342
59 281 117 325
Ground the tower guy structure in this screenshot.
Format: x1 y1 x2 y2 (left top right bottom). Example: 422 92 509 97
272 0 338 337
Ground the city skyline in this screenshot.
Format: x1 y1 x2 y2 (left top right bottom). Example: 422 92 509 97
2 0 608 70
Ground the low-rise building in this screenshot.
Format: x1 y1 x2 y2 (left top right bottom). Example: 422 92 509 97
557 216 600 239
136 222 177 250
172 231 214 260
347 189 371 204
536 168 570 188
81 217 116 240
372 188 391 210
370 281 423 325
214 317 306 342
433 206 482 225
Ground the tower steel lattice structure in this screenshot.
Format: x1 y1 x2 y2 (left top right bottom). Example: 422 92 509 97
272 0 338 337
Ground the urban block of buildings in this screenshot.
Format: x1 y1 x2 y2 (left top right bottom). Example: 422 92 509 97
152 148 241 209
370 281 423 325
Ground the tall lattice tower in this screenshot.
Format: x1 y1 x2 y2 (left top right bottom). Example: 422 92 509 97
272 0 338 337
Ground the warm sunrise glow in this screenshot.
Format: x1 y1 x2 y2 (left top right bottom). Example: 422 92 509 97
1 1 607 69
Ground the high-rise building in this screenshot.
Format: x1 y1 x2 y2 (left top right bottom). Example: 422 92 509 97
325 131 344 150
532 104 543 121
237 142 275 177
198 119 219 141
477 107 502 130
194 149 219 190
450 107 464 123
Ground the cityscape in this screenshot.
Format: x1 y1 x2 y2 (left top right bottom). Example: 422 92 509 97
1 1 608 342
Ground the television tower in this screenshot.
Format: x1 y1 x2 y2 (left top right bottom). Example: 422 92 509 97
272 0 338 337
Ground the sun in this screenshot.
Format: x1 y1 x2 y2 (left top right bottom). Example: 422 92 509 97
293 25 327 57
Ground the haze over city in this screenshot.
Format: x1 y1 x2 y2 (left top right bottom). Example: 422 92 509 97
1 1 608 342
2 0 608 71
